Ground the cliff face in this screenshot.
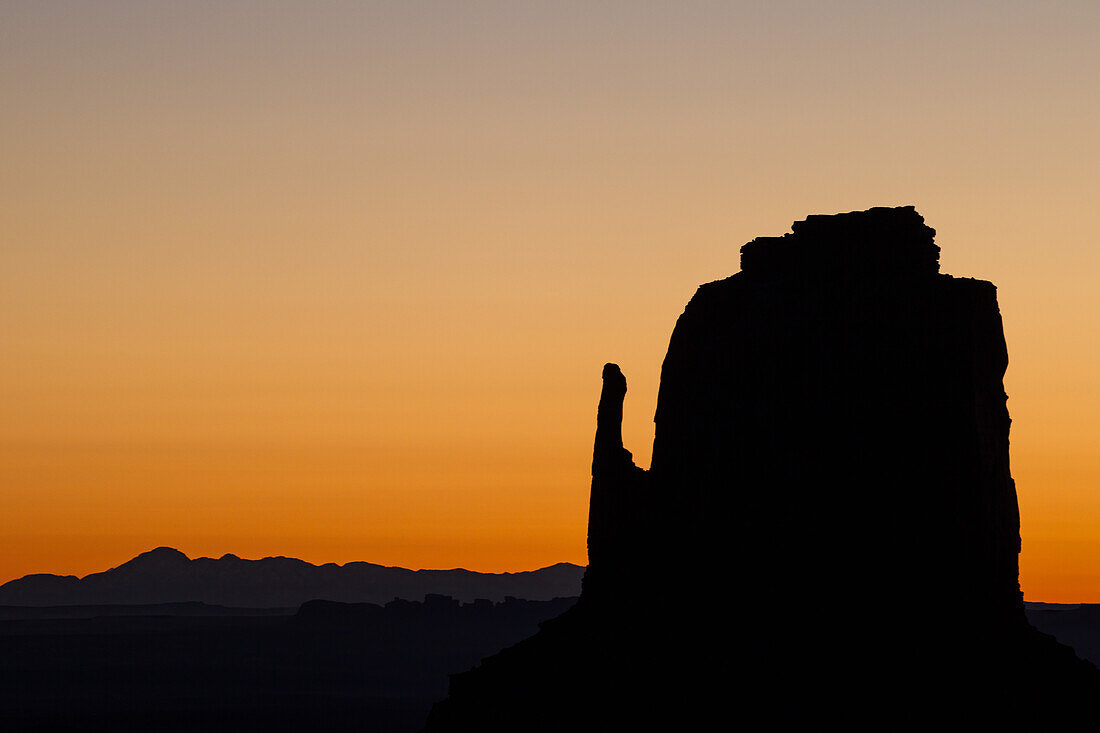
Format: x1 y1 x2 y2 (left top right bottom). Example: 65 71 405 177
593 206 1021 629
426 207 1097 731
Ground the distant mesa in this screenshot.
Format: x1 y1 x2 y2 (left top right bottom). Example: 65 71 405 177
425 206 1100 730
0 549 584 607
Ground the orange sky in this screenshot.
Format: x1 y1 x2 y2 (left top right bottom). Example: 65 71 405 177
2 2 1100 601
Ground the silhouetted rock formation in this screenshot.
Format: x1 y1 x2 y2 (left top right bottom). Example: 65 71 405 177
425 207 1098 730
582 363 649 605
0 548 583 607
649 205 1021 630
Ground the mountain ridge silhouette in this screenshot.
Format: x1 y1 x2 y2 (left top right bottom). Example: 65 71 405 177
0 547 584 607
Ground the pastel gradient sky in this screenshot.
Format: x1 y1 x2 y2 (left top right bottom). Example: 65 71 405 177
3 1 1099 600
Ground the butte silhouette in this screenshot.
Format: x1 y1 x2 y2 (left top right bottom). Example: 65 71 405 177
425 206 1098 730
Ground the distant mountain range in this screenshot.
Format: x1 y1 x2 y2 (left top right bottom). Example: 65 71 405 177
0 547 585 607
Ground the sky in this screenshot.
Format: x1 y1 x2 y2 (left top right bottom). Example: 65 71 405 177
2 1 1099 601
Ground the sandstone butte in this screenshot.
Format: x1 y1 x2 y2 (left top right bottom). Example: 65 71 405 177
425 207 1099 731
